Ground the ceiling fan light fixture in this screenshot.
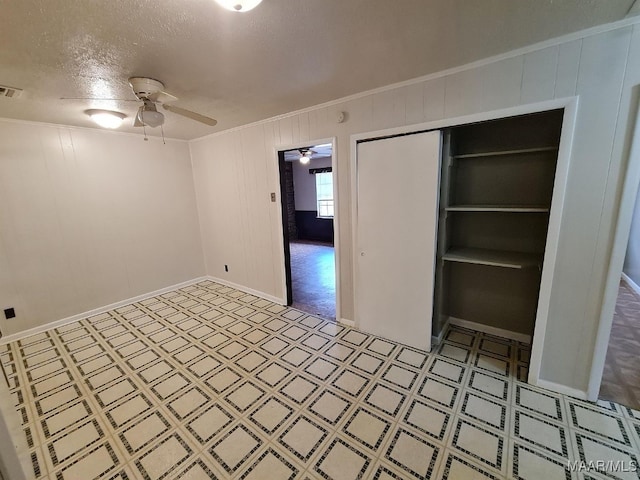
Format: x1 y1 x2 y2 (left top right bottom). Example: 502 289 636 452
299 148 312 164
214 0 262 12
87 109 126 129
137 107 165 128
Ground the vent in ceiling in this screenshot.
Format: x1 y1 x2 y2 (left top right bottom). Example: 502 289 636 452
0 85 22 98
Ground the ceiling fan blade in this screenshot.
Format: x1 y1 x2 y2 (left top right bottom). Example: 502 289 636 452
60 97 138 102
148 91 178 104
162 104 217 126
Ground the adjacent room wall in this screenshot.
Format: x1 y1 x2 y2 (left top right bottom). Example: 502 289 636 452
623 186 640 289
0 121 205 336
191 20 640 394
292 157 334 243
292 157 332 210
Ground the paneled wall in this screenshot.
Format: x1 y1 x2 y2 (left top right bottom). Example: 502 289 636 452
191 21 640 394
0 122 205 336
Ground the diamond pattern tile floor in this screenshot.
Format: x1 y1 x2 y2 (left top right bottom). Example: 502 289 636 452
0 280 639 479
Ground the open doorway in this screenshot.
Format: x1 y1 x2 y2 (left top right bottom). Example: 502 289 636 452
599 277 640 409
599 187 640 410
278 143 336 320
594 94 640 410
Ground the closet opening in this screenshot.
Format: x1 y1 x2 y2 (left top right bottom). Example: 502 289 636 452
432 109 565 379
278 143 336 320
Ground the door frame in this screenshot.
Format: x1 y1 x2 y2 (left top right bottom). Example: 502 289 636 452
351 97 578 392
587 90 640 401
274 137 341 321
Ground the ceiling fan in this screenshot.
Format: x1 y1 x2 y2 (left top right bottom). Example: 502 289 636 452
65 77 217 128
283 146 329 164
298 147 316 164
128 77 217 128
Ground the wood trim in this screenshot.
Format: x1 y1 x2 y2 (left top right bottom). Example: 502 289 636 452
431 316 450 347
0 277 209 345
189 17 640 143
535 379 588 400
274 137 341 320
207 275 284 305
621 272 640 296
447 316 531 344
529 97 579 388
338 318 355 327
277 150 293 305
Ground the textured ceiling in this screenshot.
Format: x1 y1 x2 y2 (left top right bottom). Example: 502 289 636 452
0 0 634 140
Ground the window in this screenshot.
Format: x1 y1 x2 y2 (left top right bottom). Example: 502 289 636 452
315 171 334 218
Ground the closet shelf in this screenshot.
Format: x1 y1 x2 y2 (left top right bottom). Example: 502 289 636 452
452 146 558 159
445 204 550 213
442 247 541 269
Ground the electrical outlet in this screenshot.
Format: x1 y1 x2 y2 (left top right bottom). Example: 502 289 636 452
270 192 276 202
4 308 15 319
224 265 229 272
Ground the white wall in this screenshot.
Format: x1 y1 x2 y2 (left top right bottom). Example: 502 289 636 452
0 121 205 336
292 157 332 211
191 20 640 394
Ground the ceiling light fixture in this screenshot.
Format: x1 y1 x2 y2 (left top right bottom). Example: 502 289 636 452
214 0 262 12
86 109 126 129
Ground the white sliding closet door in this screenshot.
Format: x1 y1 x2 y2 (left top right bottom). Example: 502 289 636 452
356 131 441 351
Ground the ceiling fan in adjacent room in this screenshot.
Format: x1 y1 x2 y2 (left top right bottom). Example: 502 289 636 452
297 148 316 164
282 143 332 163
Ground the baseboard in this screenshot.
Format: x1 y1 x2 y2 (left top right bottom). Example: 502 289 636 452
431 316 450 346
207 276 285 305
338 318 355 327
534 378 588 400
447 316 531 344
0 277 209 345
621 272 640 297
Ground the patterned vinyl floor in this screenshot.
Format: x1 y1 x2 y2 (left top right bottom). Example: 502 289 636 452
0 280 639 479
600 281 640 411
